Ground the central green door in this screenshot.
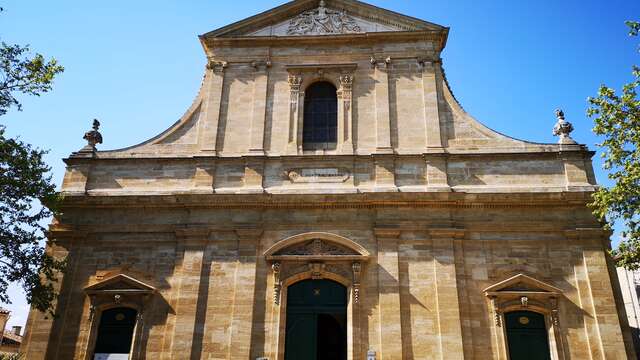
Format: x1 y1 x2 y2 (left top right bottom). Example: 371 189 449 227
505 311 551 360
285 279 347 360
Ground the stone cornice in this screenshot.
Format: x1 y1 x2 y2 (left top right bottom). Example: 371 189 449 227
46 225 606 240
63 147 593 164
203 30 447 49
56 192 594 210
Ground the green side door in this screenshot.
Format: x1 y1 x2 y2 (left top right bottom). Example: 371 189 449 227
505 311 551 360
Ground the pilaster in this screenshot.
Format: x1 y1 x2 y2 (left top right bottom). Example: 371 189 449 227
569 229 635 359
430 229 465 360
169 229 210 359
372 57 393 154
560 151 596 191
61 161 92 194
374 228 403 359
249 60 271 155
243 157 265 193
419 59 444 150
338 73 355 153
425 154 450 192
287 74 303 154
199 61 227 153
371 154 397 192
228 229 263 359
193 158 216 193
21 230 85 360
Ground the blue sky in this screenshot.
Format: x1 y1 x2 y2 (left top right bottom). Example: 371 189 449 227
1 0 638 329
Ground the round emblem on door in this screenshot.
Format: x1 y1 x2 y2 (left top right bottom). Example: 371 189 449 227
518 316 530 325
115 313 126 321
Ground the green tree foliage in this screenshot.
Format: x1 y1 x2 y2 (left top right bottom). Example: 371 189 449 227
0 43 64 116
0 9 66 314
588 21 640 269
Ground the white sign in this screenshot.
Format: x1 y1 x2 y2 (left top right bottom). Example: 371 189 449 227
286 168 350 183
94 354 129 360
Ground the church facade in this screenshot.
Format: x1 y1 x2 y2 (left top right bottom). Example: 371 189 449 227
20 1 636 359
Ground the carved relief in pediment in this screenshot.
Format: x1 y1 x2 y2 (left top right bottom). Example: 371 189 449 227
274 239 360 256
286 1 362 36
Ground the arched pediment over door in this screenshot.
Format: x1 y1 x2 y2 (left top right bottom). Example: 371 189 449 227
264 232 370 305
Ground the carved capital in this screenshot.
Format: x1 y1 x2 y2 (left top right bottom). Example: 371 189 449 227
339 74 354 87
251 59 272 71
288 74 303 90
207 60 228 73
370 56 392 69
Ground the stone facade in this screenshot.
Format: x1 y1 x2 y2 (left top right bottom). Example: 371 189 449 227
20 0 636 359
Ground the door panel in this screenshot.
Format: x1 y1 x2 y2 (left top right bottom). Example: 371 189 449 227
505 311 551 360
285 313 316 360
285 279 347 360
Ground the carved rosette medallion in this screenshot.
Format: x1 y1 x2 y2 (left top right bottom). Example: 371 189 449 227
287 1 362 36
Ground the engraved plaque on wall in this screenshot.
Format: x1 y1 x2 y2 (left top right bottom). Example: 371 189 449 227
285 168 350 183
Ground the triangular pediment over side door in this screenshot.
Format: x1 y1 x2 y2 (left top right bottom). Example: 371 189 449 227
85 274 156 295
201 0 447 38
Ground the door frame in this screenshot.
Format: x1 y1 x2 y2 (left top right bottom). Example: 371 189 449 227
502 310 554 360
495 305 564 360
277 272 356 360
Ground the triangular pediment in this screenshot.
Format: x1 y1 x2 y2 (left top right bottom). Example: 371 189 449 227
85 274 155 293
483 273 562 295
202 0 446 38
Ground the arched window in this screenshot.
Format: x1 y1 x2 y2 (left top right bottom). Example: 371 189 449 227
303 82 338 150
93 307 138 358
505 311 551 360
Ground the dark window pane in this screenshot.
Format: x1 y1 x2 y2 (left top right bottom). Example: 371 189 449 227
303 82 338 150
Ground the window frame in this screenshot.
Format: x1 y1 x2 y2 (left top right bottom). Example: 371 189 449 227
285 64 356 155
302 81 339 151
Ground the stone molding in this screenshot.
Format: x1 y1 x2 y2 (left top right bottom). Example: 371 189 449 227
82 274 156 360
265 232 368 305
284 64 357 154
483 273 562 327
483 273 567 359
